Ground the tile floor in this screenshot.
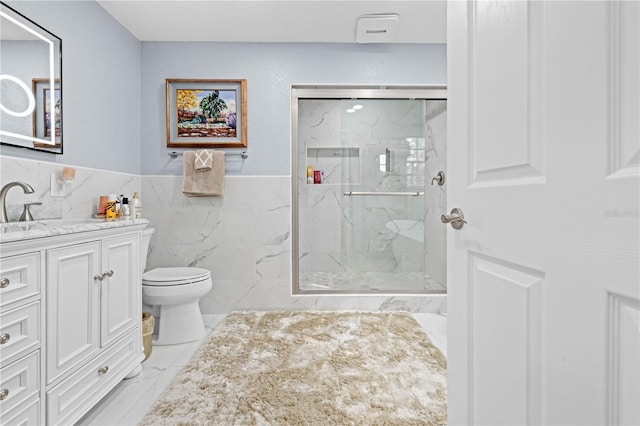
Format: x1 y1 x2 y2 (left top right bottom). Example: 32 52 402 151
78 313 447 425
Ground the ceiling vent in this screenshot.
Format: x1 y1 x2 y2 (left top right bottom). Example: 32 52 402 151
355 13 400 44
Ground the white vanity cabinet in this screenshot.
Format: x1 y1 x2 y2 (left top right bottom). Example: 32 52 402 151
0 251 42 425
0 219 147 425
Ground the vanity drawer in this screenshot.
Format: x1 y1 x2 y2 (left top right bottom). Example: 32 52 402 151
0 394 40 426
46 330 138 426
0 350 40 417
0 252 40 308
0 301 40 366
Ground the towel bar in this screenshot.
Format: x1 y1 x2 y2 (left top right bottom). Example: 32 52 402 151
168 151 248 160
343 191 424 196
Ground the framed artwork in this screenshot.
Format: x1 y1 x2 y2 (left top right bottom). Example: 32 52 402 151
166 79 247 148
32 78 61 148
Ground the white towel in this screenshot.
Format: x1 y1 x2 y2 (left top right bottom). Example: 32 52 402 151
194 149 214 170
182 151 225 197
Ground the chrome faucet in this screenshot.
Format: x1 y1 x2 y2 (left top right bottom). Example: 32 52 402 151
0 181 35 223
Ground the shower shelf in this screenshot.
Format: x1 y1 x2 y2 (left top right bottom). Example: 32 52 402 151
306 146 360 185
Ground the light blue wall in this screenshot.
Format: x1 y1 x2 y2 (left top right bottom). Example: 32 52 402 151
140 42 446 176
1 1 445 177
1 1 141 174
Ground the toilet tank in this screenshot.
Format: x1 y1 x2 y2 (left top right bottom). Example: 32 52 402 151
141 228 155 272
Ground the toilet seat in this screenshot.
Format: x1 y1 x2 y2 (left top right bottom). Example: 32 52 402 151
142 267 211 286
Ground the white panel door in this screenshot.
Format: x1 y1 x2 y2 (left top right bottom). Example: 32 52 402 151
100 234 138 347
447 1 640 425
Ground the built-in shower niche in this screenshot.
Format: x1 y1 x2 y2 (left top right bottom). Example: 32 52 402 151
306 147 360 185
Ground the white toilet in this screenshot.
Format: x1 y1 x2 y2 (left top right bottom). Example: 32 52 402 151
140 228 212 345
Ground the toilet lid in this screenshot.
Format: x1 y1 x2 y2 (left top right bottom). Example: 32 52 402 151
142 267 211 286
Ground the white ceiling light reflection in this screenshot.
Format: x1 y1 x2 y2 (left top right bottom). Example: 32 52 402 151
346 108 356 113
352 104 363 110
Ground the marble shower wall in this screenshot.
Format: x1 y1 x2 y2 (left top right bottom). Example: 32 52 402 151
0 156 141 221
142 175 445 313
298 99 447 287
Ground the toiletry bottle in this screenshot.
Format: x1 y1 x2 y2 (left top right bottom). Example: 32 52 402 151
131 192 142 219
122 197 130 218
306 166 314 184
115 195 122 218
106 194 117 221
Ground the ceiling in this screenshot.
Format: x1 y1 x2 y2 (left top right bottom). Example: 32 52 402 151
96 1 446 44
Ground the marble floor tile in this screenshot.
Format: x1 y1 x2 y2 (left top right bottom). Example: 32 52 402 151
412 312 448 357
77 315 226 426
79 313 447 425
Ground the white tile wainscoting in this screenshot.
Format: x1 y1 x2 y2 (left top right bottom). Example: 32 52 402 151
142 175 446 314
78 313 447 425
1 156 446 315
0 156 141 222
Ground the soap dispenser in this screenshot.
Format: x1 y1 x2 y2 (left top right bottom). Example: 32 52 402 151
131 192 142 219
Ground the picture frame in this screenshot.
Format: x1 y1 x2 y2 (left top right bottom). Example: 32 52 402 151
166 79 247 148
32 78 61 148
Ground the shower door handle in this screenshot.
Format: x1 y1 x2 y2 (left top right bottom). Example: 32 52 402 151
441 208 467 229
431 171 445 186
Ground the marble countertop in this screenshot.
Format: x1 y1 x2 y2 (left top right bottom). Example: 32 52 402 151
0 218 150 244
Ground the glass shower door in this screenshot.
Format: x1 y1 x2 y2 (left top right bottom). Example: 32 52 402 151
294 93 446 294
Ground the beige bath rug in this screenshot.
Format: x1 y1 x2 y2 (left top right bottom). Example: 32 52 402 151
139 311 447 425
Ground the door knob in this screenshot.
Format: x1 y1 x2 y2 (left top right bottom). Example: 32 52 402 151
98 366 109 375
0 333 10 344
0 278 9 288
441 208 467 229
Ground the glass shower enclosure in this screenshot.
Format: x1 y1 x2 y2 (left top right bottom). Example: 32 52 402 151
292 86 447 294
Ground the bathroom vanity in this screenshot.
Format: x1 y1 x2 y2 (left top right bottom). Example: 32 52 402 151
0 218 149 425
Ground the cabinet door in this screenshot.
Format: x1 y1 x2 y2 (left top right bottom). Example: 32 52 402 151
46 241 101 384
100 234 139 347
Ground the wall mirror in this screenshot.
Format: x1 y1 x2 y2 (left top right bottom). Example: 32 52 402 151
0 2 62 154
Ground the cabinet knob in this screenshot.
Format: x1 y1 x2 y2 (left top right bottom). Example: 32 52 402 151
98 366 109 375
0 388 8 401
0 278 9 288
95 270 113 281
0 333 10 345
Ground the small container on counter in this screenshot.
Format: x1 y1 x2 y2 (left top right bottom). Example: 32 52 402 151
105 194 117 221
314 170 322 184
97 195 108 216
122 197 130 218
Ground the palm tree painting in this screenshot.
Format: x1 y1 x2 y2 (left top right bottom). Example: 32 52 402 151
176 88 237 138
43 88 61 137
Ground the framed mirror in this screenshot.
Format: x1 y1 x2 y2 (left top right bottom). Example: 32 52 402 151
0 1 62 154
